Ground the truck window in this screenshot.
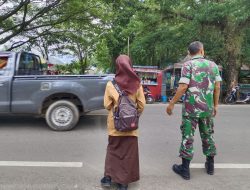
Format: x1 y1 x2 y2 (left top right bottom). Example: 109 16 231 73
17 53 42 75
0 56 8 75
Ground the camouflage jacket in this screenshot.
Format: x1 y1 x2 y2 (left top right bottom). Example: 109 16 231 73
179 55 222 118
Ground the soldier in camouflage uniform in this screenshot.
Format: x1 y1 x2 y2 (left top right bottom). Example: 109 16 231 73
166 41 222 180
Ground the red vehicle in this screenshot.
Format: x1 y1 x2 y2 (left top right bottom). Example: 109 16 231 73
133 66 163 102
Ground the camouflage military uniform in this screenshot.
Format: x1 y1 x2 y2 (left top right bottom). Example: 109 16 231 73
179 55 222 160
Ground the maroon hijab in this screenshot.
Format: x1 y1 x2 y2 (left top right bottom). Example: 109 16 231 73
115 55 140 94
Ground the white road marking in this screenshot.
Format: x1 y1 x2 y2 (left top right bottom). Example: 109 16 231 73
191 163 250 169
0 162 249 169
0 161 83 168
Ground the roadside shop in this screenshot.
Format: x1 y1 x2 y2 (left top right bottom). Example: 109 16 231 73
163 61 223 99
133 66 163 100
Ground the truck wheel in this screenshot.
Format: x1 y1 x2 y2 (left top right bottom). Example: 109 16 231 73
45 100 79 131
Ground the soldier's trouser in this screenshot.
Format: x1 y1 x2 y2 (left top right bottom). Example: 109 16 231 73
179 116 217 160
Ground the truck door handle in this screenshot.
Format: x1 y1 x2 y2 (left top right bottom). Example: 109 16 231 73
0 83 4 87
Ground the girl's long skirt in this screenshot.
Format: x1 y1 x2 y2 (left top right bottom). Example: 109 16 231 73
104 136 139 185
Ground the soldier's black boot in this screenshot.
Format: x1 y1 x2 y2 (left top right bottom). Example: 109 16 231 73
172 158 190 180
205 156 214 175
101 176 111 187
117 184 128 190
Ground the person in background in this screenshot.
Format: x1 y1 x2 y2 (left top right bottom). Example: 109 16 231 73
0 57 8 69
101 55 146 190
166 41 222 180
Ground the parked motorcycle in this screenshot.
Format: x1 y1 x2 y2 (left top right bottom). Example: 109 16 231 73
225 85 250 104
168 87 185 103
143 86 154 104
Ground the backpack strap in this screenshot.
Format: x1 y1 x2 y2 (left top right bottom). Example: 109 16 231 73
112 79 124 96
112 80 122 117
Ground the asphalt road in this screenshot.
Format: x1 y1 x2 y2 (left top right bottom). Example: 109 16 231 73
0 104 249 190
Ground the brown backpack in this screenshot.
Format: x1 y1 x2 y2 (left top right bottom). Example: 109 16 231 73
112 80 139 132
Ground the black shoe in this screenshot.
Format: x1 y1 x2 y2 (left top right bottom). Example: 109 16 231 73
101 176 111 187
205 156 214 175
172 158 190 180
117 184 128 190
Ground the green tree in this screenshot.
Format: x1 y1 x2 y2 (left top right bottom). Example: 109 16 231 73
159 0 250 94
102 0 145 71
120 0 250 94
242 28 250 65
94 38 112 72
0 0 108 52
0 0 68 46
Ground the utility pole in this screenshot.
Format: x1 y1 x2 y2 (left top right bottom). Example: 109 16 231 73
127 36 130 56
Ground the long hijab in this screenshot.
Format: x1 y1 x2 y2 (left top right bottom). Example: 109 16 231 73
115 55 140 95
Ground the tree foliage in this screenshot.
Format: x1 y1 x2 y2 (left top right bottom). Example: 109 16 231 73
102 0 250 93
0 0 250 91
0 0 110 73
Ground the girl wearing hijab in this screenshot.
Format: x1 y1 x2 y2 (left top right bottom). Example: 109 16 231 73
101 55 146 190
